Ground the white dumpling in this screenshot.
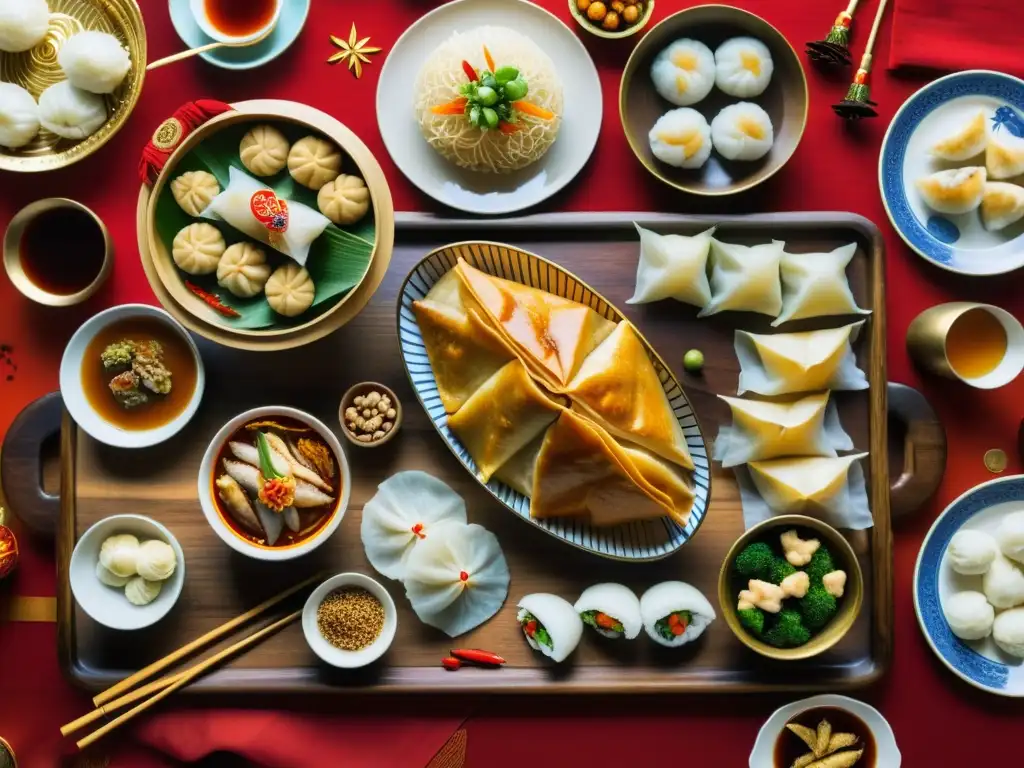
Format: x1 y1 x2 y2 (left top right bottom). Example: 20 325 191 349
711 102 774 162
317 174 370 225
360 471 468 581
996 510 1024 563
264 264 315 317
640 581 717 648
714 37 774 98
942 591 995 641
987 128 1024 180
287 136 342 190
0 82 40 149
648 108 712 169
135 539 177 582
98 534 139 578
916 167 986 215
240 124 289 177
650 39 716 107
172 222 225 275
574 583 643 640
747 453 869 516
773 243 870 326
124 575 162 606
38 81 106 140
981 182 1024 232
700 238 783 317
217 242 270 298
403 523 509 637
993 607 1024 657
171 171 221 217
947 529 999 575
627 224 714 308
95 560 129 588
517 593 583 663
735 321 869 396
58 30 131 94
931 110 987 162
0 0 49 53
983 554 1024 609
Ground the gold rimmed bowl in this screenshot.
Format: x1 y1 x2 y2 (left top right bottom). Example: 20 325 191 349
0 0 146 173
567 0 655 40
619 4 808 196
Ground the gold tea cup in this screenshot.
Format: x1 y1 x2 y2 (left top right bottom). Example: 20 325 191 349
906 302 1024 389
3 198 112 307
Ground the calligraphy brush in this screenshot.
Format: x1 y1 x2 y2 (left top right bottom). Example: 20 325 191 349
833 0 890 120
807 0 859 66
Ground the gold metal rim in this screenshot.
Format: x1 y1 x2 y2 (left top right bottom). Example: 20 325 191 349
566 0 655 40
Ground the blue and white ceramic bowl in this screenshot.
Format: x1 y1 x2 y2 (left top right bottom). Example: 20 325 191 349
879 70 1024 275
397 242 711 562
914 475 1024 696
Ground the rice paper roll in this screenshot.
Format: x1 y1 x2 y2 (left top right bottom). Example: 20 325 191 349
517 593 583 662
640 581 716 648
574 583 642 640
201 166 330 267
700 239 784 318
773 243 870 327
627 224 714 308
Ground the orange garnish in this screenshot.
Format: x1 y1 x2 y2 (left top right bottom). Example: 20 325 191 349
499 121 520 135
431 97 468 115
483 45 496 73
513 100 555 120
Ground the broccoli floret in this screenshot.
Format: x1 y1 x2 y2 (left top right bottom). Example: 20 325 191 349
799 584 838 631
763 609 811 648
805 546 836 583
738 607 765 636
735 542 776 580
769 557 797 585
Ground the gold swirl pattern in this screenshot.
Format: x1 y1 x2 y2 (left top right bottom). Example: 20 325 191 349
0 0 146 172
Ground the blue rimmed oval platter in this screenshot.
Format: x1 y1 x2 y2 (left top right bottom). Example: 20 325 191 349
879 70 1024 276
396 241 711 562
914 475 1024 696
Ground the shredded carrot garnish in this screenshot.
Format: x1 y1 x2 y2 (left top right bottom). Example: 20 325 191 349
513 100 555 120
483 45 496 73
431 97 468 115
461 60 477 81
499 121 520 135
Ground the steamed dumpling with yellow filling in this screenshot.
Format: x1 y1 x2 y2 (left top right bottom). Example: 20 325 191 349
916 167 986 214
239 124 289 177
171 171 220 217
649 108 712 169
931 110 988 161
987 129 1024 180
217 242 271 298
265 264 316 317
714 37 774 98
288 136 342 190
711 102 773 162
650 39 716 107
172 222 226 275
981 182 1024 231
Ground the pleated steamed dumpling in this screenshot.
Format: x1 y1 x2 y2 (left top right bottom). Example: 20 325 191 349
711 102 774 162
240 124 290 177
517 592 583 663
987 127 1024 180
317 174 370 225
700 238 783 318
37 81 106 140
648 108 712 169
916 167 986 214
58 30 131 94
0 0 50 53
981 182 1024 231
217 242 270 298
403 523 510 638
288 136 342 190
98 534 140 578
627 224 714 308
265 264 315 317
714 37 774 98
124 575 162 606
773 243 870 326
171 171 221 217
135 540 177 582
360 471 468 581
931 110 988 161
650 39 716 106
95 560 130 588
747 453 869 515
0 82 40 149
172 222 226 275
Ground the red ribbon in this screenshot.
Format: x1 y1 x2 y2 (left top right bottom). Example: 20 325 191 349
138 99 234 186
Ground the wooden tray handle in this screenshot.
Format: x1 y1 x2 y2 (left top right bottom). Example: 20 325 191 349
0 392 63 538
888 382 946 523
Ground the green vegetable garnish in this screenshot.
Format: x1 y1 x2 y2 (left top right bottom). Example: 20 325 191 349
763 609 811 648
769 557 797 586
735 542 776 581
805 546 836 583
494 65 519 84
256 432 285 480
798 584 838 631
738 607 765 636
683 349 705 373
502 77 528 101
580 610 624 634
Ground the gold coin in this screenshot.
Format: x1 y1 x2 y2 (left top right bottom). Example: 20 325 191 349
984 449 1008 474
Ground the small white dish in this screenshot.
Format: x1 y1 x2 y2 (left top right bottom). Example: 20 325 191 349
70 514 185 631
197 405 351 561
376 0 602 215
189 0 283 44
302 573 397 668
59 304 205 449
749 694 901 767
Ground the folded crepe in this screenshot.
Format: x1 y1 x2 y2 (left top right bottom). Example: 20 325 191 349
563 322 694 469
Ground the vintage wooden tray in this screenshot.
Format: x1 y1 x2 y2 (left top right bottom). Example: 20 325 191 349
36 212 941 694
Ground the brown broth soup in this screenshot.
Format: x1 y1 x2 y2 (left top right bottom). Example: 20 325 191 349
774 707 875 768
20 207 105 296
212 416 341 549
204 0 277 37
81 317 197 431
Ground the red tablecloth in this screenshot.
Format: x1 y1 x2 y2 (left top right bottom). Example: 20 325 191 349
3 1 1024 765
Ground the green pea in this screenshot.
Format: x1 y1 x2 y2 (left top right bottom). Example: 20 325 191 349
495 66 520 85
469 105 482 127
683 349 705 374
476 86 499 106
481 74 497 90
482 107 499 129
503 77 528 101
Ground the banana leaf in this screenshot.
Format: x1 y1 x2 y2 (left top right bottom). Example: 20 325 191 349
153 121 375 330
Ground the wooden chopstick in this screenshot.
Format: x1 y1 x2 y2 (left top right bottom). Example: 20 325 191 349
76 609 302 750
61 670 186 736
92 571 323 706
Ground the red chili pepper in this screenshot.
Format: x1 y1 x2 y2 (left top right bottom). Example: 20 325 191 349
450 649 506 666
595 612 618 629
441 656 461 671
461 60 478 81
524 620 537 637
185 281 241 318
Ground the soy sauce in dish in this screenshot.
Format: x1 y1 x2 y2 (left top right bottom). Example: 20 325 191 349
203 0 277 37
19 207 105 296
774 707 875 767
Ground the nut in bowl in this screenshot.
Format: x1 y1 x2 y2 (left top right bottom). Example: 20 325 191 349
339 382 402 448
198 406 351 561
718 515 863 661
569 0 654 39
302 572 398 668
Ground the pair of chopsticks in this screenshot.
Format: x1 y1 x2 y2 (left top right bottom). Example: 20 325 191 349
60 572 324 750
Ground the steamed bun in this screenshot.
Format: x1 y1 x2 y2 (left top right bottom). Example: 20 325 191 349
135 540 177 582
983 554 1024 609
946 529 999 575
996 510 1024 563
288 136 342 190
942 590 995 641
648 108 712 169
217 242 270 298
317 174 370 225
95 560 130 588
99 534 140 578
993 607 1024 658
711 102 773 162
714 37 774 98
125 575 161 606
650 39 716 107
0 82 40 149
58 30 131 94
0 0 50 53
240 124 289 177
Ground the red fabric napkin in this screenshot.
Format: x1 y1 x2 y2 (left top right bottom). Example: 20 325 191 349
888 0 1024 77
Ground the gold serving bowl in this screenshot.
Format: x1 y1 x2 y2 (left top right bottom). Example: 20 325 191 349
619 4 808 196
0 0 146 173
567 0 655 40
718 515 864 661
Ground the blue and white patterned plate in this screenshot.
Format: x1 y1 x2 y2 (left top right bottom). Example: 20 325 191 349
879 70 1024 275
396 242 711 562
914 475 1024 696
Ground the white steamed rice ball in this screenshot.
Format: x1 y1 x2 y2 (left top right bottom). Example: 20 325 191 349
947 529 999 575
0 82 40 149
517 593 582 663
942 590 995 641
983 554 1024 609
714 36 774 98
58 30 131 94
650 39 716 107
0 0 50 53
996 510 1024 564
574 583 642 640
640 581 716 648
711 102 774 162
993 607 1024 658
649 108 712 169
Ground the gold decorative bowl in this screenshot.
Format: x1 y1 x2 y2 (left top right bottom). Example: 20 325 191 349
718 514 864 661
0 0 146 173
567 0 655 40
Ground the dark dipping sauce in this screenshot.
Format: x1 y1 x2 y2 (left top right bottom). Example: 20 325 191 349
81 317 198 431
774 707 875 768
20 207 105 296
204 0 277 37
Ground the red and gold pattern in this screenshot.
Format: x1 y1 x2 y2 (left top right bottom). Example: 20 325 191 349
0 508 19 581
250 189 290 250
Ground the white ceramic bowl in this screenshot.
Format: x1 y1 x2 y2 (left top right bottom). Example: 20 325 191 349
198 406 351 561
69 514 185 631
749 694 901 767
189 0 283 43
59 304 205 449
302 573 398 668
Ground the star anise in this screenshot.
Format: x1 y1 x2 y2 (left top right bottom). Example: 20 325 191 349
327 23 383 79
